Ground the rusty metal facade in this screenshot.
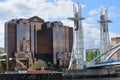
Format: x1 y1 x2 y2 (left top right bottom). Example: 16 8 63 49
37 21 73 68
5 16 73 69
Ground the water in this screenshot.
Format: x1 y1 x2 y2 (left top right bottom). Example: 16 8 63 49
64 78 120 80
1 72 120 80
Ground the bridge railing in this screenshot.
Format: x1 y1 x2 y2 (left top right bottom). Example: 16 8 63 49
86 42 120 68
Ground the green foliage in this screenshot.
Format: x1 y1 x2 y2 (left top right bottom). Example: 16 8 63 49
0 62 2 69
86 51 95 62
0 47 4 54
86 49 100 62
96 58 101 62
32 59 47 69
0 47 4 72
0 47 4 58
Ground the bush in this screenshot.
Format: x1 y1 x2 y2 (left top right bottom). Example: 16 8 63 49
0 62 2 68
32 59 47 69
0 62 2 72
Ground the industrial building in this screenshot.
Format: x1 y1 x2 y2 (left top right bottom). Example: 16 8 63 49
110 37 120 59
37 22 73 68
5 16 73 70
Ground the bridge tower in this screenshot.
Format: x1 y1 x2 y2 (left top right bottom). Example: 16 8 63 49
98 8 112 61
68 3 85 69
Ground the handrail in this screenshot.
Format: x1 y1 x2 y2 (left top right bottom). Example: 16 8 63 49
91 42 120 62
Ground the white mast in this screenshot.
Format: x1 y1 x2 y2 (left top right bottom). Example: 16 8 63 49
98 8 112 61
68 3 85 69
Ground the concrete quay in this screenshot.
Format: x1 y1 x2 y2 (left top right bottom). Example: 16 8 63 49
63 68 120 79
0 68 120 80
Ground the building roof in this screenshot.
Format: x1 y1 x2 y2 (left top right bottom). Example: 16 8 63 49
111 37 120 40
28 16 44 22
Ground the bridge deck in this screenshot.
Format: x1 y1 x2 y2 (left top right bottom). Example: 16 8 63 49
88 59 120 68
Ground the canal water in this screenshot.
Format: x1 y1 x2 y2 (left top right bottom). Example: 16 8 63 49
65 78 120 80
1 73 120 80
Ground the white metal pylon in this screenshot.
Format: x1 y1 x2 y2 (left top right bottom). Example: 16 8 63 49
68 3 85 69
98 8 112 61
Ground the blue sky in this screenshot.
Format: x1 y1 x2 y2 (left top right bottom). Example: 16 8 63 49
45 0 120 34
0 0 120 48
73 0 120 33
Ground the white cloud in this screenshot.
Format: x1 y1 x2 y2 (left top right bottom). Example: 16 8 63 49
89 6 120 19
109 7 120 19
89 9 99 16
0 0 119 49
86 7 120 49
61 19 73 27
0 21 4 47
110 32 120 40
0 0 75 47
83 22 100 49
0 32 4 47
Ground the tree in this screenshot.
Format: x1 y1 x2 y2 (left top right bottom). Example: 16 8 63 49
0 47 5 72
0 47 4 72
0 47 4 54
86 51 95 62
0 62 2 69
32 59 47 69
